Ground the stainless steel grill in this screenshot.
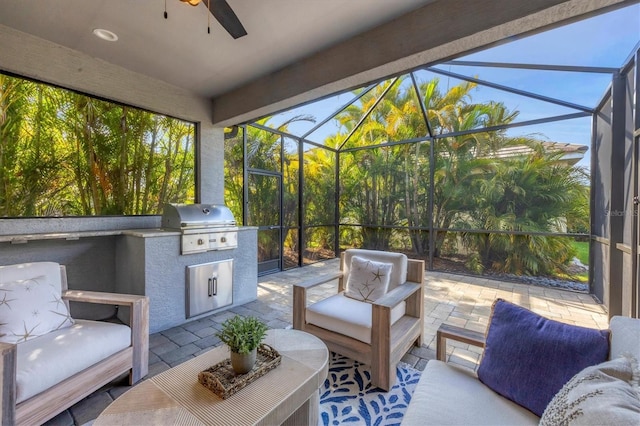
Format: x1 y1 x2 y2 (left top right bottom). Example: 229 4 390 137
161 203 238 254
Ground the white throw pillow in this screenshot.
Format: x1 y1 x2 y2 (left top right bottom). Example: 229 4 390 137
539 355 640 425
0 275 74 344
344 256 393 303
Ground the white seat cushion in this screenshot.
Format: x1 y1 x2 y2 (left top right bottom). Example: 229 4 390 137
16 319 131 403
306 293 406 344
402 360 539 425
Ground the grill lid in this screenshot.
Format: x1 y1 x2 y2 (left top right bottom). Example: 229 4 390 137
161 203 236 229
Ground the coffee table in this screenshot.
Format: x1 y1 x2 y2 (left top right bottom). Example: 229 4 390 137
94 329 329 426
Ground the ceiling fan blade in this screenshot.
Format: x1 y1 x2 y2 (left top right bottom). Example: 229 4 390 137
206 0 247 39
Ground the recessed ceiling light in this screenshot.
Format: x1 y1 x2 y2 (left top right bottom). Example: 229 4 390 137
92 28 118 42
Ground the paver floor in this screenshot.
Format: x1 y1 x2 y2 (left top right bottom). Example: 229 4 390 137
46 258 608 426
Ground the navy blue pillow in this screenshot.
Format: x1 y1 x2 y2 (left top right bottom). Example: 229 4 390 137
477 299 610 417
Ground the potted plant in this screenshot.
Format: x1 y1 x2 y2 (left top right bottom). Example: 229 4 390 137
216 315 268 374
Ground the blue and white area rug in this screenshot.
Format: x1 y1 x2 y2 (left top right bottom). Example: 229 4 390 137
319 352 422 426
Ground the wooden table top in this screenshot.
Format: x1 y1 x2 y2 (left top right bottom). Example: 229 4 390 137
94 329 329 426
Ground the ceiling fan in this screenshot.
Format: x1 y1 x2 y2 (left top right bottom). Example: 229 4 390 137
179 0 247 39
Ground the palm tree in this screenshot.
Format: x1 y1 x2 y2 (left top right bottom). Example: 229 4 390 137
336 78 419 250
460 143 587 275
0 74 32 216
411 78 518 256
232 75 590 278
1 73 196 217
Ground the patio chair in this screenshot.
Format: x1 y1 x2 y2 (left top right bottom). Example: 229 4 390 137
293 249 425 391
0 261 149 425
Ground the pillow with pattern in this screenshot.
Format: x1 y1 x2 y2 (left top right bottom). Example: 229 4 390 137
344 256 393 303
0 275 74 344
540 355 640 425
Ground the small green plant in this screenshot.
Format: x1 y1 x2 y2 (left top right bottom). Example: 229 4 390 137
465 253 485 275
215 315 268 354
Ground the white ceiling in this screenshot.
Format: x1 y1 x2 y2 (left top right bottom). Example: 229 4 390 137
0 0 434 98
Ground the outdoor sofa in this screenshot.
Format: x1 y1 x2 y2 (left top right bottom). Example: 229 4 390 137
402 300 640 425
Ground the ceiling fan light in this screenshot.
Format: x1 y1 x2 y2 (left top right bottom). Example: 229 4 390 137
181 0 201 5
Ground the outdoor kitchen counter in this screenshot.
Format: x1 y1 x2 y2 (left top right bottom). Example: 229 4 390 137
124 227 259 237
0 229 130 243
122 228 181 237
116 226 259 333
0 226 258 333
0 228 180 243
0 226 257 242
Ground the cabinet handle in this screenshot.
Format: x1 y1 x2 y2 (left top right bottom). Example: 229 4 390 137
208 278 213 297
212 276 218 295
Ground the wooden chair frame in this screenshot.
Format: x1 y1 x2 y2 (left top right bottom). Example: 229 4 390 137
0 266 149 426
436 323 486 362
293 253 425 391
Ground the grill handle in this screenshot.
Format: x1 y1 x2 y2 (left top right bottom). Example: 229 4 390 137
208 276 218 297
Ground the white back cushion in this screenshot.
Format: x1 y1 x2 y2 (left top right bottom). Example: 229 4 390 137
343 249 408 291
0 262 63 289
0 262 74 344
609 316 640 360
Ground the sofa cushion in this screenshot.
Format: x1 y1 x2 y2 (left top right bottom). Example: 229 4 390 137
610 316 640 360
306 293 406 344
343 249 407 291
477 299 610 417
540 355 640 425
401 360 539 425
344 256 393 303
16 319 131 403
0 262 74 344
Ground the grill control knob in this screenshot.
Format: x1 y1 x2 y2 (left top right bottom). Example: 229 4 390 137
221 236 227 243
197 238 204 245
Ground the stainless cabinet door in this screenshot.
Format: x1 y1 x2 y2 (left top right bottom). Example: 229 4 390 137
186 259 233 318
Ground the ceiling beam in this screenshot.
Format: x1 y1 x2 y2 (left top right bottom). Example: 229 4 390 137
211 0 635 127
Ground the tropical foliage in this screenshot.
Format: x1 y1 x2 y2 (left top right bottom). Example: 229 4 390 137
1 65 590 278
226 75 590 277
0 73 195 216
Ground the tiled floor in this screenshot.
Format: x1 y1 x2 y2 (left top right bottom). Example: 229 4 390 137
46 258 608 425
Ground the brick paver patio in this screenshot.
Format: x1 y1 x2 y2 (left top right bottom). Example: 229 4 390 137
47 258 608 425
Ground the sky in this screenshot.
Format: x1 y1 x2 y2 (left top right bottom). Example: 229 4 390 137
454 2 640 169
267 3 640 170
